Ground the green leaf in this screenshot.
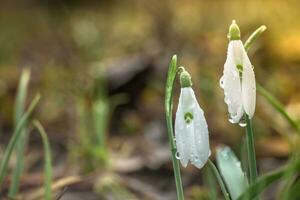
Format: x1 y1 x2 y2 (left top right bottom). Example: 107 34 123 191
0 94 40 187
9 68 31 197
33 120 53 200
237 160 300 200
216 146 249 200
283 179 300 200
244 25 267 52
165 54 178 119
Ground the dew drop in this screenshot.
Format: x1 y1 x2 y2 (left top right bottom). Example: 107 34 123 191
221 148 230 160
225 97 231 104
194 156 199 162
232 70 238 78
238 121 246 127
228 117 235 124
238 116 246 127
219 76 224 89
175 151 180 159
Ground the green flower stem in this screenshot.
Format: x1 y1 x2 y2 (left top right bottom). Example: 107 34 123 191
245 115 258 184
207 159 231 200
242 25 266 186
165 55 184 200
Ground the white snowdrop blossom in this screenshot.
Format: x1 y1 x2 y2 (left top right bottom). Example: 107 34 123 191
175 70 210 169
220 21 256 124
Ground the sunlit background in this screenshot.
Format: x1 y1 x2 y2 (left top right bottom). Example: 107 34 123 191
0 0 300 199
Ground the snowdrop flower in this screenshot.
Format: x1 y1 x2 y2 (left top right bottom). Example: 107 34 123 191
220 20 256 124
175 68 210 169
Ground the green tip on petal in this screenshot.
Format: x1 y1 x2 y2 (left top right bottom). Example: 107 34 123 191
228 20 241 40
179 68 192 88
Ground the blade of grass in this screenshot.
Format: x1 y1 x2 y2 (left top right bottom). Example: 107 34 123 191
165 55 184 200
0 94 40 187
9 68 31 197
237 160 300 200
33 120 52 200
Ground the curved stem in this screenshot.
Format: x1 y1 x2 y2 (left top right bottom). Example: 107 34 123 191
207 159 231 200
33 120 52 200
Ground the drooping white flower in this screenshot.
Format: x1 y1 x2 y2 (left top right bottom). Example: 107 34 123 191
220 21 256 124
175 70 210 169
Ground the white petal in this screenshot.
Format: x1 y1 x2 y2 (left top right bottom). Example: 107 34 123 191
222 40 244 123
175 90 189 167
241 50 256 118
175 88 193 167
192 97 210 168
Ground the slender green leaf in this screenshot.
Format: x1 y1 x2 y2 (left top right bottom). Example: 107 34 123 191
283 179 300 200
33 120 52 200
216 146 249 200
0 94 40 187
244 25 267 52
9 68 31 197
237 160 300 200
92 99 109 147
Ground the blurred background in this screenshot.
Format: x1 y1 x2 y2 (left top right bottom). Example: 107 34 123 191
0 0 300 199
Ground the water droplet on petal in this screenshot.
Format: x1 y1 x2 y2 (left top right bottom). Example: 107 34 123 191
232 70 238 78
225 97 231 104
238 121 246 127
236 161 241 168
194 156 199 162
228 117 235 124
221 148 230 159
219 76 224 89
238 116 246 127
175 151 180 159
